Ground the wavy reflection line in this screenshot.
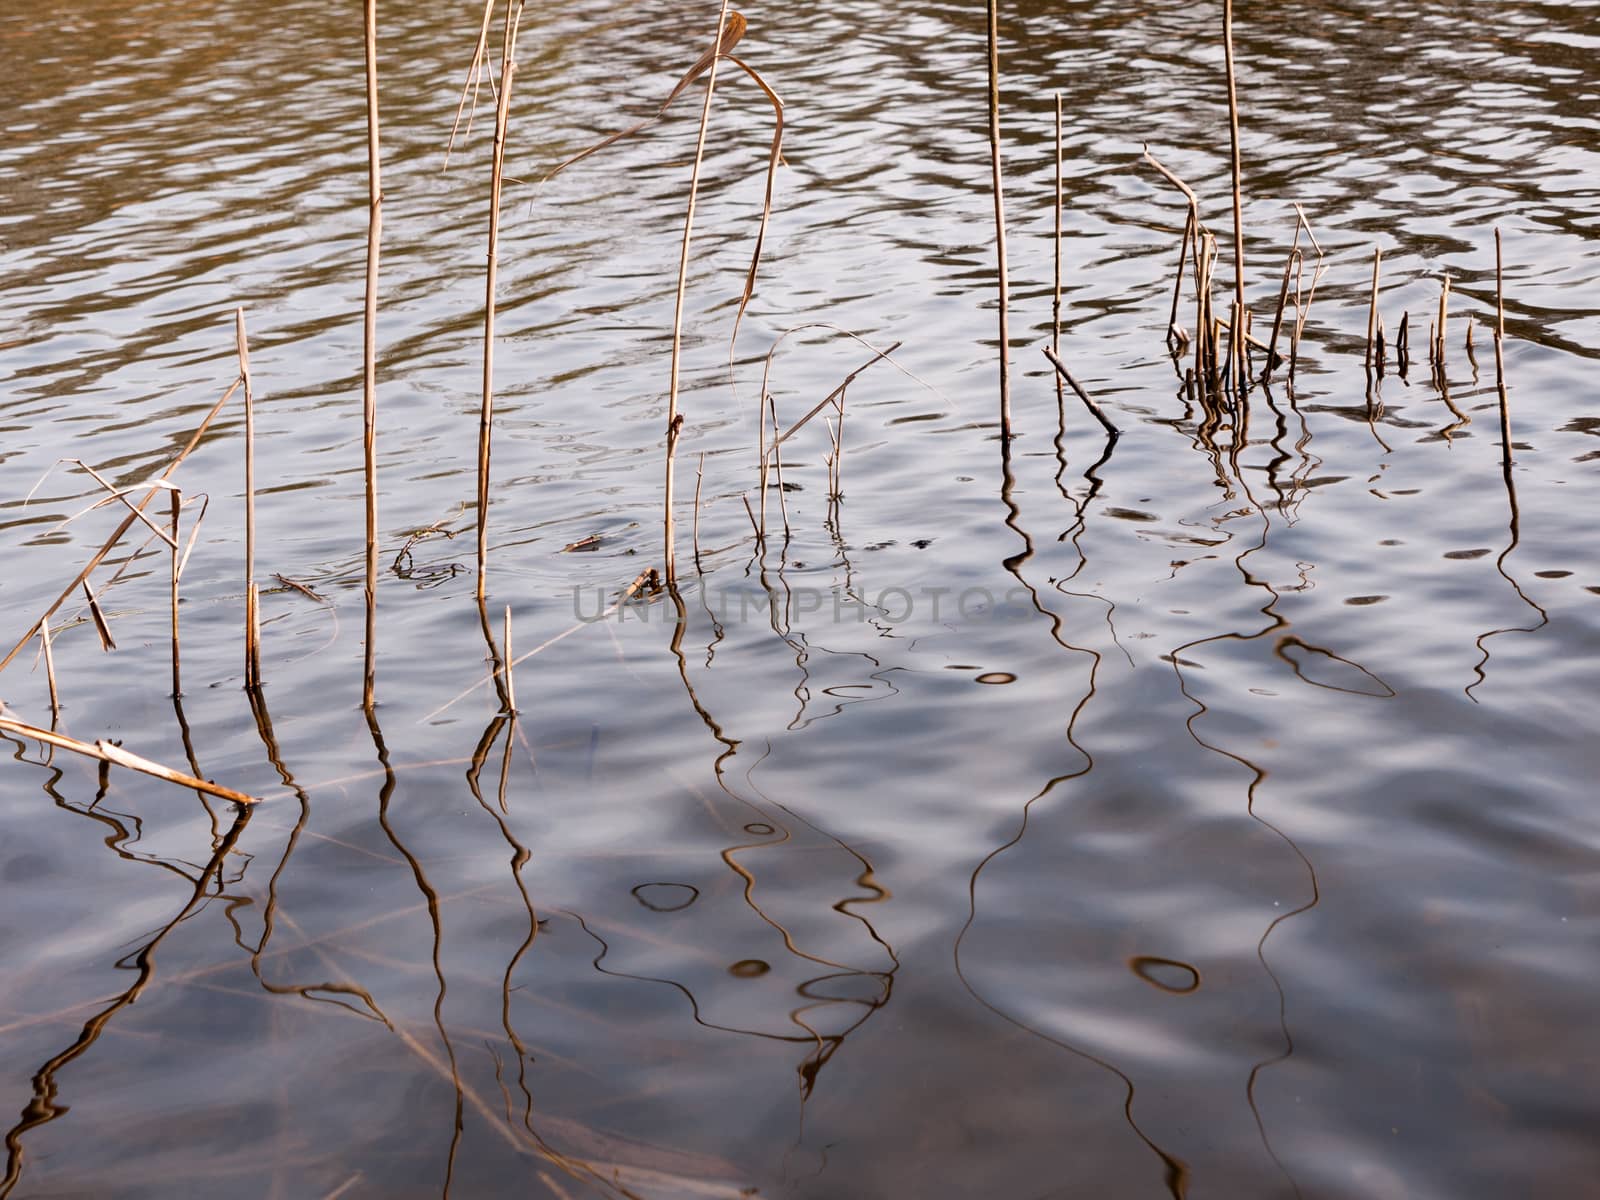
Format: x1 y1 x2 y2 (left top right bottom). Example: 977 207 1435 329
366 706 464 1197
246 687 391 1025
955 434 1189 1195
1167 475 1319 1200
1466 456 1549 700
664 587 899 1097
0 802 251 1199
465 713 540 1136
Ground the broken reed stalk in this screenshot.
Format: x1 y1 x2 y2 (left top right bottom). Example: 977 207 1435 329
502 605 517 714
1364 247 1382 370
665 0 733 587
1396 310 1410 369
767 393 791 541
1494 227 1511 468
692 451 706 573
986 0 1011 435
238 308 261 690
1053 91 1063 356
1223 0 1246 396
0 379 239 678
0 715 260 805
477 0 527 603
362 0 384 707
1041 347 1120 438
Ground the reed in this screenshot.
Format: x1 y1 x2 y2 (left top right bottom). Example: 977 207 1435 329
665 0 733 587
81 581 115 652
38 621 59 719
1364 247 1381 371
1435 274 1451 368
1042 347 1119 438
1053 91 1063 357
1223 0 1246 396
502 605 517 715
1494 227 1511 468
1261 247 1298 381
0 378 238 677
0 715 260 805
477 0 527 602
362 0 384 707
169 490 181 698
986 0 1011 435
691 452 706 573
238 308 262 691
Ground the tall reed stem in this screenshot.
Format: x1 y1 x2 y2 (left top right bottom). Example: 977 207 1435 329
665 0 732 587
987 0 1011 435
478 1 526 602
170 490 182 699
362 0 384 707
1364 246 1382 370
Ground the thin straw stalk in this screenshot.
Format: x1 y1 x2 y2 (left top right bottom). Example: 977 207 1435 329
1494 228 1511 468
1223 0 1247 395
239 308 261 690
1364 247 1382 370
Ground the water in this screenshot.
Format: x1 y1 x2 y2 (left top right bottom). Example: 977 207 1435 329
3 0 1599 1196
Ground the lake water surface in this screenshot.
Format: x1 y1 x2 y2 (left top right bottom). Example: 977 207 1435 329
3 1 1600 1196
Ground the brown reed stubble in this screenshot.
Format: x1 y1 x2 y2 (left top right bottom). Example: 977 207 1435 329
1364 247 1382 370
665 0 732 587
478 1 527 602
362 0 384 708
987 0 1012 436
0 715 260 805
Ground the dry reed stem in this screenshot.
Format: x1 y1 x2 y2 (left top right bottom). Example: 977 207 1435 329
169 490 181 698
476 1 526 603
38 621 59 718
238 308 261 690
1169 207 1196 346
1223 0 1246 396
1364 247 1382 369
1262 247 1298 380
767 343 900 454
503 605 517 714
1436 275 1451 367
362 0 384 707
0 715 260 805
444 0 499 169
767 393 791 541
0 376 240 679
47 461 178 550
986 0 1011 434
1494 227 1511 467
692 452 706 574
665 0 733 587
1042 347 1120 438
81 580 116 651
1053 91 1063 355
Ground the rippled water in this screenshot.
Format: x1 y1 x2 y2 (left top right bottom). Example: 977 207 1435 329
4 0 1600 1196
